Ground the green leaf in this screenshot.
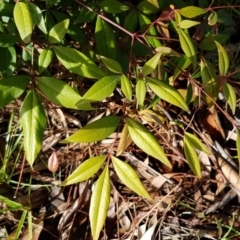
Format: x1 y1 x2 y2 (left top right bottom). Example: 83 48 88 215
142 52 161 75
0 76 29 108
77 75 120 106
0 33 19 47
0 195 23 211
48 19 69 44
126 118 171 168
222 82 236 114
36 77 93 110
214 41 229 76
178 20 200 29
90 165 110 240
155 46 180 57
61 156 107 186
111 156 152 200
28 2 47 34
120 74 132 101
137 0 159 14
61 116 120 143
13 2 33 43
146 77 189 112
38 48 54 74
99 0 130 13
123 9 138 32
100 56 122 73
184 136 201 177
208 11 218 26
53 46 105 79
179 6 208 18
95 16 116 58
177 28 197 69
184 132 211 155
200 58 218 106
173 55 191 80
0 46 16 76
20 90 46 166
136 78 146 108
199 34 229 51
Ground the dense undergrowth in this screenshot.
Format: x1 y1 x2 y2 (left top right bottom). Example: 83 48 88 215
1 0 240 239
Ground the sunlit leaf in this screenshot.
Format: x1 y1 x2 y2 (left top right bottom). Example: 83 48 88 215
142 52 161 75
179 6 208 18
137 0 159 14
61 156 107 186
48 19 69 44
95 16 116 58
120 74 132 101
208 11 218 26
99 0 130 13
111 156 152 200
178 20 200 29
61 116 120 143
177 28 197 69
54 46 105 79
100 56 122 73
222 82 236 114
184 136 201 177
214 41 229 76
20 90 46 166
36 77 93 110
146 77 189 112
29 2 47 34
38 48 54 74
90 165 110 240
0 195 23 211
127 118 171 168
0 76 29 108
77 75 120 106
184 132 211 155
13 2 33 43
155 46 180 57
116 123 132 156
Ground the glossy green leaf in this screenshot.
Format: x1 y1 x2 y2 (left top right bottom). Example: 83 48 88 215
123 9 138 32
208 11 218 26
0 76 29 108
184 132 211 155
215 41 229 76
179 6 208 18
61 156 107 186
173 55 191 80
28 2 47 34
136 78 146 108
100 56 122 73
90 165 110 240
75 7 96 24
61 116 120 143
142 52 161 75
13 2 33 43
48 19 69 44
20 90 46 166
54 46 105 79
36 77 93 110
0 33 19 47
111 156 152 200
177 28 197 69
0 46 16 76
77 75 120 106
184 136 201 177
155 46 180 57
200 58 218 106
139 13 161 48
126 118 171 168
38 48 54 74
99 0 130 13
222 82 236 114
146 77 189 112
95 16 116 58
137 0 159 14
178 20 200 29
199 34 229 51
120 74 132 101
